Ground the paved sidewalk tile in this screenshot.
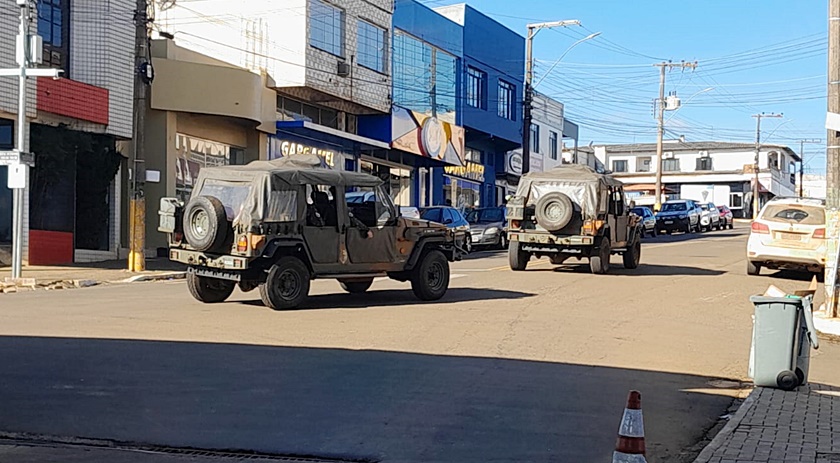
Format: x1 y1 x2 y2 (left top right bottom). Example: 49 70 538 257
694 384 840 463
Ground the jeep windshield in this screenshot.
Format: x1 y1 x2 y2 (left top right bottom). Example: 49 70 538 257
660 203 687 212
195 179 253 220
465 208 505 224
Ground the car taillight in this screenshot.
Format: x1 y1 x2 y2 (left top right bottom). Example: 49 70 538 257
751 222 769 234
237 235 248 252
510 220 521 229
582 219 604 235
813 228 826 239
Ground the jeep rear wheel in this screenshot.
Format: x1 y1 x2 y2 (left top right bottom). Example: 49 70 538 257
589 237 611 274
509 241 529 271
339 278 374 294
260 256 311 310
187 272 235 303
411 250 450 301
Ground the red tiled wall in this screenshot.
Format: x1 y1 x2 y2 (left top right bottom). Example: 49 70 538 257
36 77 109 125
29 230 74 265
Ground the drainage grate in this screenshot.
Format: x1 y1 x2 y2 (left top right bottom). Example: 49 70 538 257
0 432 374 463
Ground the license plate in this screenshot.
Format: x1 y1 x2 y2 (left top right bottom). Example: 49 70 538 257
779 232 802 241
664 220 673 225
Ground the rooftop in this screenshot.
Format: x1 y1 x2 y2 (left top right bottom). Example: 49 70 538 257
578 141 800 161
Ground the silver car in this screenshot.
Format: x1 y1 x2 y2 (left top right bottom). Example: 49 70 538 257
697 202 722 231
465 207 508 249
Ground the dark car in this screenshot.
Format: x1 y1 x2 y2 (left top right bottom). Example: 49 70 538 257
655 200 701 234
717 205 734 229
631 206 657 238
465 207 508 249
420 206 472 253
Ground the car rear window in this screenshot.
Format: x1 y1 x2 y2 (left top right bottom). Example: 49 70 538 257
760 204 825 225
196 179 252 220
421 208 443 223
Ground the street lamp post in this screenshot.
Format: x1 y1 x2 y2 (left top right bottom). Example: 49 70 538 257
751 113 783 219
523 20 580 176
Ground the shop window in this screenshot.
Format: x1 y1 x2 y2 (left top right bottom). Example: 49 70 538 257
0 119 12 149
175 134 242 201
361 160 411 206
529 124 539 153
549 131 558 160
465 148 481 163
730 192 744 209
357 19 386 73
37 0 70 73
310 0 344 57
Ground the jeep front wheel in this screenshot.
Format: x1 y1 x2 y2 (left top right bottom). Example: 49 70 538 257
187 272 235 303
622 239 641 269
339 278 374 294
411 250 450 301
509 241 529 271
589 237 611 274
260 256 311 310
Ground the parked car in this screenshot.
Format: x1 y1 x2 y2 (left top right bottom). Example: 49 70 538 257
697 202 722 231
465 206 508 249
747 197 827 277
420 206 472 253
400 206 420 219
158 155 460 310
655 200 701 234
506 164 643 274
631 206 657 237
717 205 734 229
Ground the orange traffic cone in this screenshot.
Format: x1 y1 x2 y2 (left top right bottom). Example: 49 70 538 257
613 390 646 463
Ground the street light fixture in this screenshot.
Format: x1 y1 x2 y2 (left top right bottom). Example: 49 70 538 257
522 20 581 175
534 32 602 89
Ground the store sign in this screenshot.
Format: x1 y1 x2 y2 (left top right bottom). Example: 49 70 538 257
444 161 485 183
507 152 523 175
391 106 466 166
268 136 336 168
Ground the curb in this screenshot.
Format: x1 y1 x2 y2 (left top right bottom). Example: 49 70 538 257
118 271 187 284
691 388 757 463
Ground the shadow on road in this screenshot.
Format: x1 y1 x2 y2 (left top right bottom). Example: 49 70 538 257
530 262 726 276
239 287 535 310
0 336 739 463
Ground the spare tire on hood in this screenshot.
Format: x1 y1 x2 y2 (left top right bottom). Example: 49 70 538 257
182 195 229 252
535 192 574 232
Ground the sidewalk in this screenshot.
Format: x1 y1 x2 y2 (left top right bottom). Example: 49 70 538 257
693 384 840 463
0 258 186 293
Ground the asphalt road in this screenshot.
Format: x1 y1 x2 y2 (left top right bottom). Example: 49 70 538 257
2 226 839 463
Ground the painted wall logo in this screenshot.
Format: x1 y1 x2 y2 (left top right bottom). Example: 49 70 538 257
391 106 465 166
444 161 485 182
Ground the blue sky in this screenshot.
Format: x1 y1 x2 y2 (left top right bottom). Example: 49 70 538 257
421 0 828 173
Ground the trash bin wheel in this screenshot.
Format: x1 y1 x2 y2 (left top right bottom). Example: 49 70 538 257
777 370 800 391
795 368 806 386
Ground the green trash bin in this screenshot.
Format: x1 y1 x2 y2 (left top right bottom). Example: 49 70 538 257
749 295 819 390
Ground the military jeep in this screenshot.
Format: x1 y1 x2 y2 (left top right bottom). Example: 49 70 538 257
158 156 460 310
505 164 643 274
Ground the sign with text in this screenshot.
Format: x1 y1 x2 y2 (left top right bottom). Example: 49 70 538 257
268 136 337 168
444 161 485 183
0 150 34 166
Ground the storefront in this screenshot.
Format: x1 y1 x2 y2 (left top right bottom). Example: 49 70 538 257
443 161 486 209
360 157 413 206
175 133 245 201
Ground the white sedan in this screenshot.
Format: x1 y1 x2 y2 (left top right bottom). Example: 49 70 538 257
746 197 826 276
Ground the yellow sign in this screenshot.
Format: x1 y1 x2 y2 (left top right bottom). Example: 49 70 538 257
280 141 336 167
444 161 485 182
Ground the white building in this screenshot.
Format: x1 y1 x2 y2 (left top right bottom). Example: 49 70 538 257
0 0 135 265
802 174 827 199
578 140 801 218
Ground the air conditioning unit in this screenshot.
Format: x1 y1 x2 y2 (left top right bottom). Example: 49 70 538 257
663 152 674 159
699 150 709 158
337 61 350 77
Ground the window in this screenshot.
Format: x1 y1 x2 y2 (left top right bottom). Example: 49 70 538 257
37 0 69 72
310 0 344 57
730 192 744 209
696 157 713 171
277 96 339 129
612 160 628 173
465 148 482 163
637 157 651 172
392 31 456 123
498 80 516 120
529 124 540 153
662 158 681 172
357 19 386 73
466 66 487 109
0 119 12 150
549 131 558 160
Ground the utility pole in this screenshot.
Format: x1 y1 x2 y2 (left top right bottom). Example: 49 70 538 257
128 0 153 272
797 139 821 197
750 113 783 219
827 0 840 317
523 20 580 175
0 0 61 279
653 60 697 212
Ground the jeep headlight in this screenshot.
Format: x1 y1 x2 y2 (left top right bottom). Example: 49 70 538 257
485 227 500 235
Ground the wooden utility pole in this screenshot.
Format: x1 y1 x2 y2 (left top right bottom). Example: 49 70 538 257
798 139 821 197
128 0 151 272
653 61 697 212
827 0 840 316
750 113 782 219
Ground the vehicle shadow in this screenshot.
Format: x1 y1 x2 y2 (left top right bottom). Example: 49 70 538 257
532 262 726 276
646 229 746 244
238 287 535 310
0 335 747 463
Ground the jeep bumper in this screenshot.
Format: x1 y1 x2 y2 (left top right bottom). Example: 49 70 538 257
509 231 595 246
168 248 249 270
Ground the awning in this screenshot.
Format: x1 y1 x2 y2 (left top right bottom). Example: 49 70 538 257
276 120 390 153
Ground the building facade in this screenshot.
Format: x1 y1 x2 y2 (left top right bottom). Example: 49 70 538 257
1 0 135 265
580 141 801 218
